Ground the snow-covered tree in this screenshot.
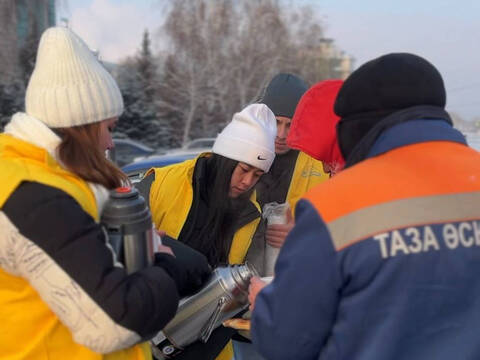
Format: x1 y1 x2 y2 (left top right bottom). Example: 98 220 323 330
157 0 335 144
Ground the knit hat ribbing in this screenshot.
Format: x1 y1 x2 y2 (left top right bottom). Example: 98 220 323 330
25 27 123 128
212 104 277 172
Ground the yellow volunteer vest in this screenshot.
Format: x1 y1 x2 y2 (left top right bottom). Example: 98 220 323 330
0 134 151 360
148 154 261 360
286 151 329 215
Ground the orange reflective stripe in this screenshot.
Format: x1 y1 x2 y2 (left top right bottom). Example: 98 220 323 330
306 141 480 223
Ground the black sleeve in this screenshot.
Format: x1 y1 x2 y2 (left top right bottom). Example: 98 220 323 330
159 235 212 295
3 181 179 340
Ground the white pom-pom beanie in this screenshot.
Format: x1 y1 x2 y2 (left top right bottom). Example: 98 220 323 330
25 27 123 128
212 104 277 172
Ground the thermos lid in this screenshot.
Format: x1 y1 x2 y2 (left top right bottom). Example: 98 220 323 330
101 186 152 234
115 186 135 194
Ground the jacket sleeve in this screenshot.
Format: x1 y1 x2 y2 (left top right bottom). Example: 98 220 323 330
250 199 341 360
1 182 180 353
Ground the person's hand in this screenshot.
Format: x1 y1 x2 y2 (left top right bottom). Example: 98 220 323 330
248 276 267 311
265 208 294 248
154 229 174 255
157 244 174 256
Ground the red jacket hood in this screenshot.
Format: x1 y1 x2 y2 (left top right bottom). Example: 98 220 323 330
287 79 345 169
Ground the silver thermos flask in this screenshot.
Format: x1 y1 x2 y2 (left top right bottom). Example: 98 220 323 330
152 263 257 358
101 186 154 273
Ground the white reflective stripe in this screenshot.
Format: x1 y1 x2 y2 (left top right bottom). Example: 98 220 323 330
326 191 480 251
0 212 141 353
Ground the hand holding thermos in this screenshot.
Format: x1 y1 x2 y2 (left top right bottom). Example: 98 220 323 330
101 186 212 296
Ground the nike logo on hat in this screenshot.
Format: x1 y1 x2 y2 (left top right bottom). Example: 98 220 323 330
257 155 267 160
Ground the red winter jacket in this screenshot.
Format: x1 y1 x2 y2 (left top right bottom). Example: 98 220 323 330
287 79 344 173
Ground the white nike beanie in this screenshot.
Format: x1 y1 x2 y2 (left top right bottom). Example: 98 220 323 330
212 104 277 172
25 27 123 128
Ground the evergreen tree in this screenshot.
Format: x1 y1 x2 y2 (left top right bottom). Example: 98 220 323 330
115 30 173 149
137 29 156 102
1 8 40 130
0 80 25 131
18 15 41 86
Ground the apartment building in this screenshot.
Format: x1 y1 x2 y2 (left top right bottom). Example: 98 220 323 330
0 0 56 84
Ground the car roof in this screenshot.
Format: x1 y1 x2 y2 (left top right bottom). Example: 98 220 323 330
113 138 154 152
122 152 198 173
185 137 215 144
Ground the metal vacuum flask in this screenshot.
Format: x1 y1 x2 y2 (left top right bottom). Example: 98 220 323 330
152 263 258 358
101 186 154 273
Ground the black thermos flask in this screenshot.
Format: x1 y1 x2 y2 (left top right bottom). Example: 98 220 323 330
101 186 154 273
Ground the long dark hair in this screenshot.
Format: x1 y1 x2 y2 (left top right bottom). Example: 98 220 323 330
56 122 129 189
184 154 253 266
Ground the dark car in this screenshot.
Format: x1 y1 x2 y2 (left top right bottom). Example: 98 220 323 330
122 152 199 183
109 139 155 167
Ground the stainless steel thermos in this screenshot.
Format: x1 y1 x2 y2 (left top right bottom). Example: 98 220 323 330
101 186 154 273
152 263 258 358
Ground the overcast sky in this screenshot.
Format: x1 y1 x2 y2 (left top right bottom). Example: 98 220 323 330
58 0 480 121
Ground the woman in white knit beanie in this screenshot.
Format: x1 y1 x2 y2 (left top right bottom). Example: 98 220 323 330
137 103 277 360
0 27 211 360
22 25 127 188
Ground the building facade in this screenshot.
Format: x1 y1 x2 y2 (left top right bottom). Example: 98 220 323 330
0 0 56 84
318 38 354 80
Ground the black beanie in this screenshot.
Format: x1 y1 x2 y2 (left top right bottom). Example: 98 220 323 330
334 53 448 164
261 73 309 118
334 53 446 117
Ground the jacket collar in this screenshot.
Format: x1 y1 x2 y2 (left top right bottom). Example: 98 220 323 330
367 119 467 159
344 105 455 167
4 112 61 160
